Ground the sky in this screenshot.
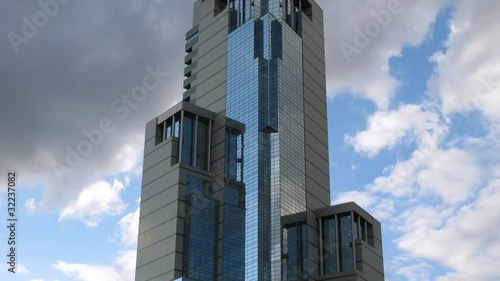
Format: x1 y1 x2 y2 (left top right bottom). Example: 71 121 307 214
0 0 499 280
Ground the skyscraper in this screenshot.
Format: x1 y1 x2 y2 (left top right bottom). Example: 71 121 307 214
135 1 384 281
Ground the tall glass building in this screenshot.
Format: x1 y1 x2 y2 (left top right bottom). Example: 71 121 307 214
135 1 384 281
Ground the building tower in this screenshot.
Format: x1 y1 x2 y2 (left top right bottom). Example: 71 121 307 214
135 1 384 281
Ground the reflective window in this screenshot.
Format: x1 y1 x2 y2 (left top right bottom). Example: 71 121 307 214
183 176 245 281
283 222 308 280
183 175 216 280
339 214 354 271
322 217 338 274
181 112 195 165
186 32 198 44
225 127 243 181
222 185 245 280
320 212 374 275
174 115 180 138
227 12 305 280
157 109 211 171
195 116 210 170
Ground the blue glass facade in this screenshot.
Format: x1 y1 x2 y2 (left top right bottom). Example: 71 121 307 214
184 175 216 280
322 218 338 274
183 175 245 281
227 9 305 280
283 223 308 280
339 215 354 272
227 19 267 280
222 185 245 280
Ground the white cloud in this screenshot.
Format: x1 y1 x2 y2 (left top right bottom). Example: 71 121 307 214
386 3 500 277
332 190 375 210
25 198 38 214
54 250 136 281
110 144 143 176
354 108 483 204
436 272 498 281
369 145 482 205
417 149 482 203
114 250 137 280
112 207 140 247
428 0 500 122
332 191 395 221
370 155 421 198
58 180 128 227
333 1 500 280
54 262 122 281
346 4 500 280
396 261 432 281
397 180 500 280
371 198 396 221
346 104 442 157
319 0 449 108
17 263 30 274
395 205 453 234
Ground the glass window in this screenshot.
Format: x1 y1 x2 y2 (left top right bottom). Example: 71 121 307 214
164 117 173 140
222 185 245 280
183 175 216 280
338 214 354 271
225 127 243 181
354 216 359 240
283 222 308 280
181 112 195 165
196 117 209 170
174 114 180 138
322 217 338 274
186 32 198 45
155 121 164 145
360 217 367 242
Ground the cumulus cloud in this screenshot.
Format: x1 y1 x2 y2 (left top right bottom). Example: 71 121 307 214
112 207 140 247
58 180 128 227
417 149 482 203
114 250 137 280
370 146 482 203
17 263 30 274
396 261 432 281
54 250 136 281
428 0 500 122
342 1 500 280
318 0 449 108
398 180 500 280
390 2 500 278
54 262 121 281
332 190 375 210
332 191 395 221
370 154 421 198
25 198 38 214
345 104 442 157
0 0 192 214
